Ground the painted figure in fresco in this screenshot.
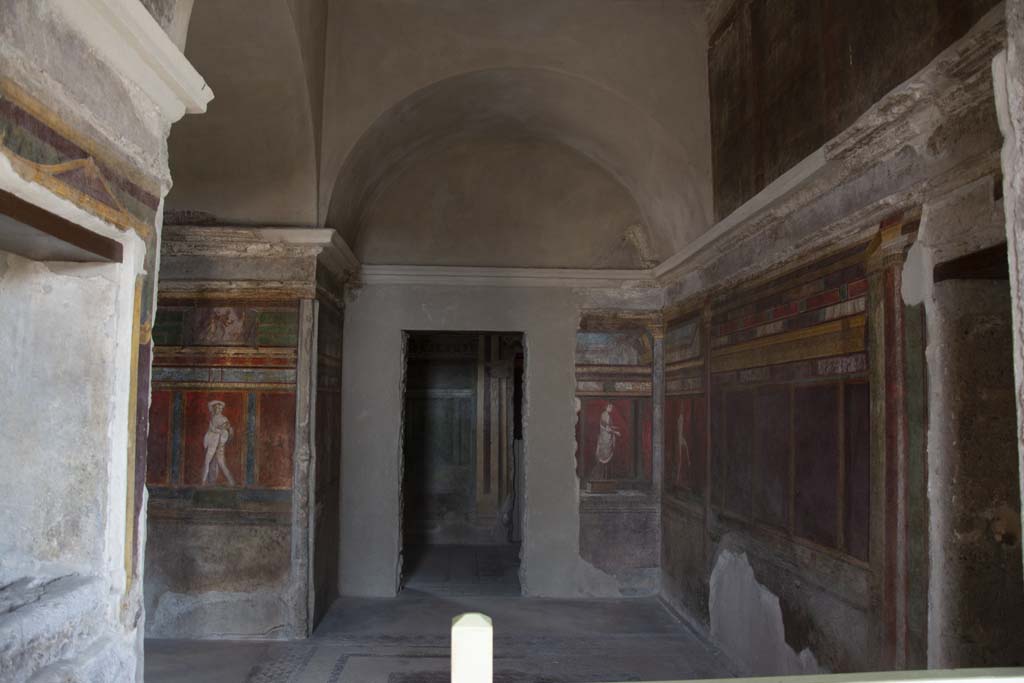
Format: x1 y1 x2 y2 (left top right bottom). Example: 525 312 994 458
591 403 621 480
203 400 235 485
675 411 690 489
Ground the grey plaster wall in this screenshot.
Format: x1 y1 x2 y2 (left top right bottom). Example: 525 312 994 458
0 252 119 572
358 138 647 268
340 284 634 597
166 0 319 225
925 280 1024 667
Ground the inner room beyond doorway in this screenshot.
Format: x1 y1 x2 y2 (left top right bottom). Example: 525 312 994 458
400 332 525 595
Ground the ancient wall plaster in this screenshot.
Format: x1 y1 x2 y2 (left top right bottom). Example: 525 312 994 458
709 549 820 676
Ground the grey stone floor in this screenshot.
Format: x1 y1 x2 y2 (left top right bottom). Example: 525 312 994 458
402 543 522 596
146 592 737 683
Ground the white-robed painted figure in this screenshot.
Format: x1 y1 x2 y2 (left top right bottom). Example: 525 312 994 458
591 402 621 480
203 400 236 485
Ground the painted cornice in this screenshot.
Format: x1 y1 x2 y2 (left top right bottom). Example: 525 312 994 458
162 225 358 282
53 0 213 123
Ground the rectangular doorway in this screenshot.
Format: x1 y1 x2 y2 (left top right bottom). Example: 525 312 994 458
400 332 524 595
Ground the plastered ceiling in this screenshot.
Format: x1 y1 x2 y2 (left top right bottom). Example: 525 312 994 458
166 0 712 269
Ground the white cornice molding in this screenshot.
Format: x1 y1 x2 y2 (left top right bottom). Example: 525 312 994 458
54 0 213 123
359 265 656 289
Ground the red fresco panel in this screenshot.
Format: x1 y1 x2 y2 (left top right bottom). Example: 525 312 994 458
183 390 246 487
805 288 842 310
257 392 296 489
754 385 791 530
666 396 706 498
844 382 871 561
146 390 172 486
723 390 754 518
580 398 635 483
847 278 869 298
794 383 840 548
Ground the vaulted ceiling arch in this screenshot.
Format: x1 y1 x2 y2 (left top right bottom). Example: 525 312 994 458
325 67 711 266
165 0 324 226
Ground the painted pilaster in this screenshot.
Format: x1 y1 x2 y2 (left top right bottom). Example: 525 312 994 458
866 215 917 670
291 298 316 636
651 323 666 496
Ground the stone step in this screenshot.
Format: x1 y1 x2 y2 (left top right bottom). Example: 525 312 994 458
0 574 107 683
27 634 135 683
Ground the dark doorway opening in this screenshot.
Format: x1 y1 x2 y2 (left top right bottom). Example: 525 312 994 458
400 332 525 595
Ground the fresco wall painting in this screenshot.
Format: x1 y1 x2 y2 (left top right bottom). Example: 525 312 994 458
575 321 660 593
708 244 871 560
661 242 876 646
664 315 706 502
575 329 654 493
146 301 300 516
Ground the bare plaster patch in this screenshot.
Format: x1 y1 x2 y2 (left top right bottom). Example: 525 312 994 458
709 549 820 676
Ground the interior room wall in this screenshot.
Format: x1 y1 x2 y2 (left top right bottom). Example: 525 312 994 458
339 283 657 598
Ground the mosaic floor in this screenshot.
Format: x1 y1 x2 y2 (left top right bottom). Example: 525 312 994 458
146 592 737 683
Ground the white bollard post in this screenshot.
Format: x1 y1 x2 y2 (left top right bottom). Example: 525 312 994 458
451 612 493 683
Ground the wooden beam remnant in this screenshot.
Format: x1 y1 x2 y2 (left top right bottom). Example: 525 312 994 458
0 188 123 263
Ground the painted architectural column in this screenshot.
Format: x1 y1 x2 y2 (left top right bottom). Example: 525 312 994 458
650 322 666 495
865 214 921 670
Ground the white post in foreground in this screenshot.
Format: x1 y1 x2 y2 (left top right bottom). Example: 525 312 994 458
451 612 493 683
